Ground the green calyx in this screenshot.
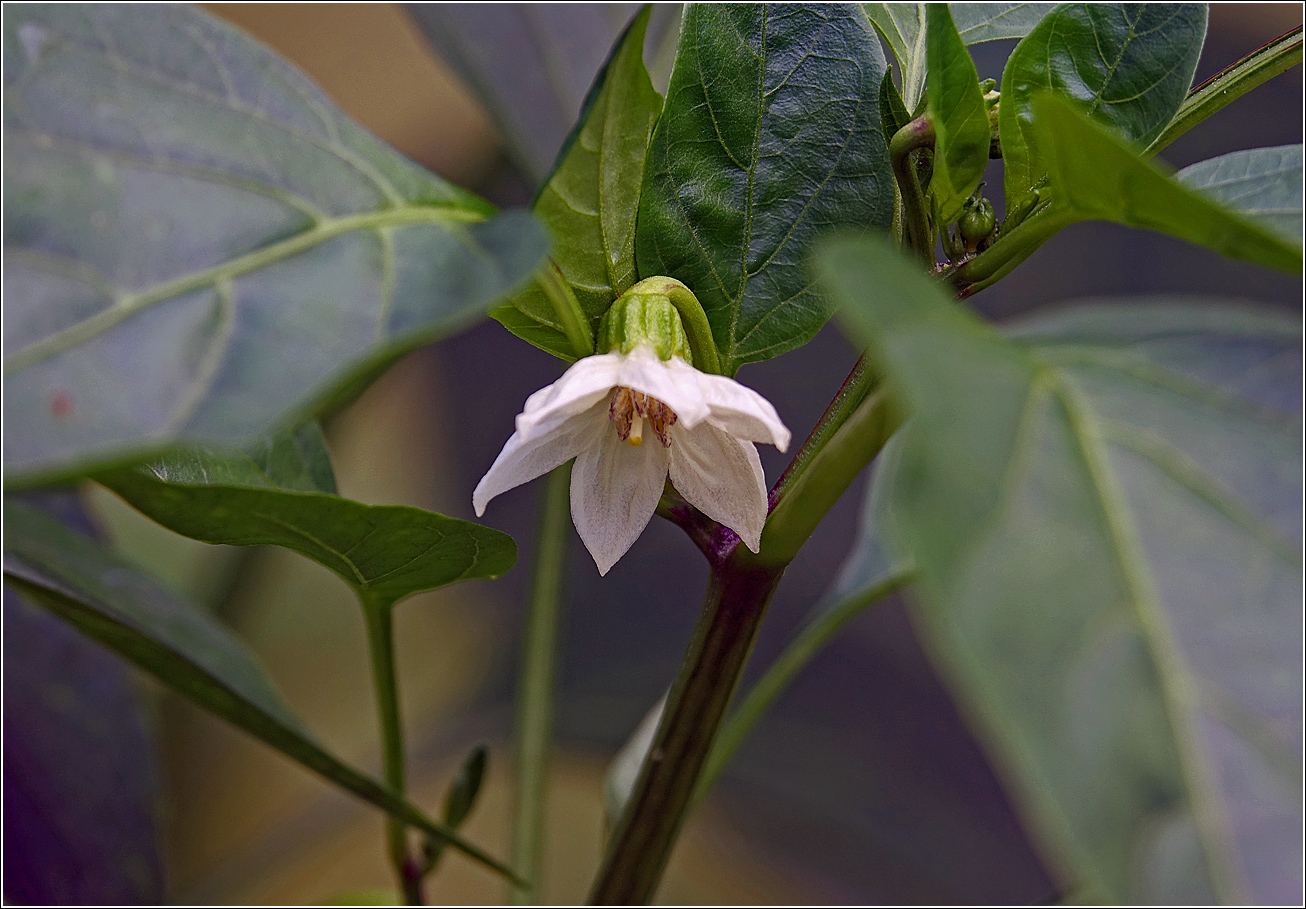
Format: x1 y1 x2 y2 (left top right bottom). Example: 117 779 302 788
596 277 723 372
598 291 693 362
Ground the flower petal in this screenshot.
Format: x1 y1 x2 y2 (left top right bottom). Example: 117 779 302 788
571 424 671 575
614 347 711 427
697 372 791 451
669 422 768 552
514 352 625 441
473 402 607 516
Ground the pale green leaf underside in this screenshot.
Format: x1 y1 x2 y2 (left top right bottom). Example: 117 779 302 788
3 4 546 485
1 501 518 881
822 235 1302 903
1177 145 1305 243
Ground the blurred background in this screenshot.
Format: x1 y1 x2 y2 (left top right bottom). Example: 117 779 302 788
6 3 1301 904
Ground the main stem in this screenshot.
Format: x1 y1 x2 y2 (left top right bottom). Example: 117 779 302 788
363 597 423 905
510 464 571 903
588 560 784 904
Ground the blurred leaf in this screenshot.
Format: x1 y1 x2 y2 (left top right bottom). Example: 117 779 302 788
443 744 489 829
1031 95 1303 274
491 7 663 360
949 3 1058 45
603 695 665 838
999 3 1207 211
3 491 164 905
406 4 676 184
636 4 894 373
1 501 522 883
925 4 990 222
821 234 1303 903
97 430 515 609
3 4 546 487
1177 145 1304 243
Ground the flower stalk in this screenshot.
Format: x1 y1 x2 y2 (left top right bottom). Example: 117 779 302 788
588 559 785 904
361 593 424 905
509 464 572 903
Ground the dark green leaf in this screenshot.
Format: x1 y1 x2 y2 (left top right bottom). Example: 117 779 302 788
637 4 894 373
97 441 515 607
878 64 913 149
926 4 990 222
493 8 663 360
3 4 546 487
950 3 1058 45
1177 145 1304 243
1031 95 1302 274
999 3 1207 210
1 501 521 883
821 234 1302 903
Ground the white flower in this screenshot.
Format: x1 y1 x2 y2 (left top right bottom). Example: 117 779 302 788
473 345 791 575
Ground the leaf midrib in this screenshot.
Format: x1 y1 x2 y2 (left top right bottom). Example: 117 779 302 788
4 206 484 374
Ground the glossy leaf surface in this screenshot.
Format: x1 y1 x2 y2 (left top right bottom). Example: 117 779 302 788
999 3 1207 209
821 235 1302 903
97 428 514 608
491 8 663 360
1032 95 1303 274
637 4 894 373
1 501 519 881
1177 145 1304 243
926 4 990 222
3 4 546 486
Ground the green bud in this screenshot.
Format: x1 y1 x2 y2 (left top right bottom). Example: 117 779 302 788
959 197 997 249
597 290 693 363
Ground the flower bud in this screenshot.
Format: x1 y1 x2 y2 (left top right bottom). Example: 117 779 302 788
959 197 997 250
597 290 693 363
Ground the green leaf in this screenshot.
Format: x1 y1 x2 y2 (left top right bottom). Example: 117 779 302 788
1177 145 1304 243
96 432 515 608
636 4 894 373
926 4 990 222
864 4 926 106
1031 95 1303 275
1 501 522 883
999 3 1207 211
492 7 663 361
406 5 679 184
820 234 1303 903
3 4 546 487
950 3 1058 45
866 4 1056 107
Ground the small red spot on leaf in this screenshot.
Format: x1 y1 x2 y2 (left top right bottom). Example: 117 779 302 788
50 392 73 417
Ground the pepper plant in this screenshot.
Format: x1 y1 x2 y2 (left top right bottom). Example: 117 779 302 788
3 2 1302 905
